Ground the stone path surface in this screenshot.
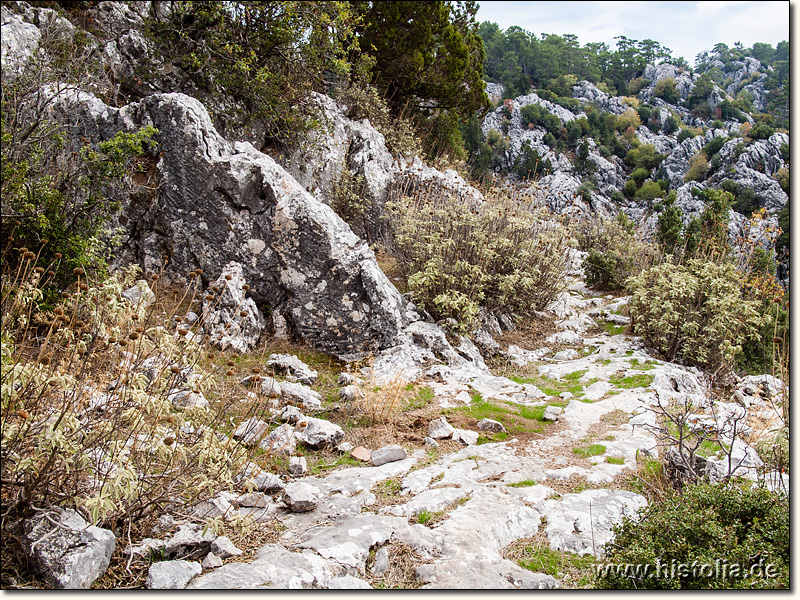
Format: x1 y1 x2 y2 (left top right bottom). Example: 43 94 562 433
179 276 786 589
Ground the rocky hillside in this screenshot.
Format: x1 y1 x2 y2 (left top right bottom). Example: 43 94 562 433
1 1 789 590
478 73 788 272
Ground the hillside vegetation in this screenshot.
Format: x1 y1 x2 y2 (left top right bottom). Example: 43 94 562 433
1 0 789 590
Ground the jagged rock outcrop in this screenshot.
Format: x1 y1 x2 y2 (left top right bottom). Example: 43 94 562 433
286 93 485 243
639 63 695 101
43 89 421 358
572 81 627 115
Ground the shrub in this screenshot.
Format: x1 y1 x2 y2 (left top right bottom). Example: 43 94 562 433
656 191 684 254
684 152 709 182
387 190 573 327
749 121 775 140
596 482 788 589
337 82 423 159
676 129 694 143
630 167 651 185
625 144 663 170
514 141 552 179
577 214 657 292
662 115 677 134
520 103 542 129
616 108 641 132
635 180 665 202
702 135 728 158
653 77 680 104
1 21 158 291
774 167 789 194
628 258 762 369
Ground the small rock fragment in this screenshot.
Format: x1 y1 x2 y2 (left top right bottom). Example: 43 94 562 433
210 536 242 559
232 417 270 446
202 552 223 570
283 482 321 512
235 493 270 508
424 437 439 448
297 417 344 448
371 445 407 466
267 354 318 385
453 429 479 445
236 462 284 492
477 418 506 433
371 546 390 576
281 381 323 411
145 560 202 589
337 441 355 453
542 406 563 421
351 446 372 462
21 507 116 589
339 384 362 401
428 417 455 439
289 456 308 476
281 405 304 424
553 349 579 361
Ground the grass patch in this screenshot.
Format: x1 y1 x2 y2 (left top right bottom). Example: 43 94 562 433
697 439 722 458
508 479 538 487
573 444 606 458
405 385 434 410
504 534 597 587
306 452 361 475
603 322 626 336
412 494 471 527
449 399 550 435
629 358 657 371
609 373 654 389
564 369 588 381
606 456 625 465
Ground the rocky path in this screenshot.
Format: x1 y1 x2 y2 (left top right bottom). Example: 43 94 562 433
148 277 781 590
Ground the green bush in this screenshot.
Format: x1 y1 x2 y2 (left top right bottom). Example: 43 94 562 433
387 191 573 327
514 141 552 179
635 180 665 202
596 483 788 589
749 121 775 140
630 167 650 185
676 128 695 143
628 258 762 369
653 77 680 104
578 214 656 292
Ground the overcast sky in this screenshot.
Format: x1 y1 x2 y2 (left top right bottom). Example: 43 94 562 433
475 1 790 66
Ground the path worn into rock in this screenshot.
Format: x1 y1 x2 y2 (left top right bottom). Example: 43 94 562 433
181 277 785 589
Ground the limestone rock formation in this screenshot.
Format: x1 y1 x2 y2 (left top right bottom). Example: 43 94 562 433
47 89 420 358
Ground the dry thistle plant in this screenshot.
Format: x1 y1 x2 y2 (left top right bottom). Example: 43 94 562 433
354 374 410 428
0 253 278 539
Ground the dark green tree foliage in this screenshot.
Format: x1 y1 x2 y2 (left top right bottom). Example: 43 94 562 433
656 191 684 254
353 1 489 119
514 141 552 179
146 1 357 141
596 483 789 589
684 188 732 259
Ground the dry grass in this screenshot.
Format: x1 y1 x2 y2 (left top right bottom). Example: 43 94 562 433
367 542 427 589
